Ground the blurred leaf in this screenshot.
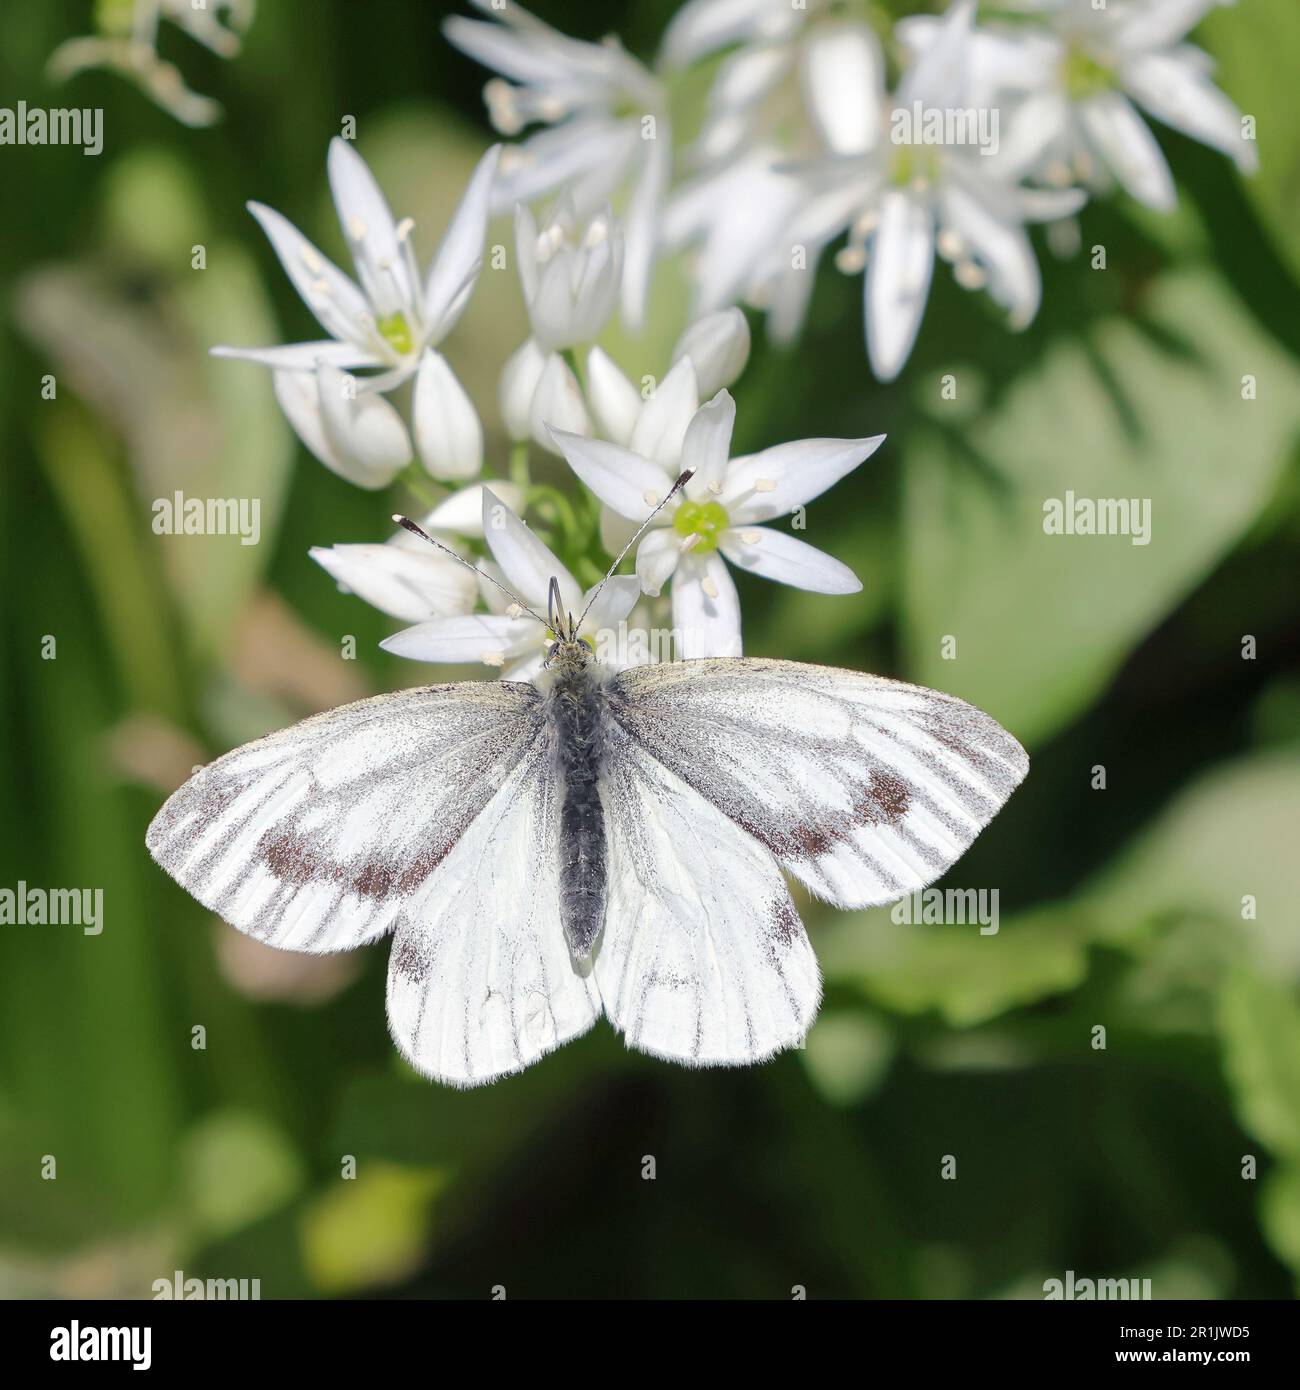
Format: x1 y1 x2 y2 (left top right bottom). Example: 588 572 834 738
819 905 1089 1026
180 1110 306 1243
1086 752 1300 980
801 1010 895 1105
299 1161 443 1294
901 268 1300 744
1259 1164 1300 1289
1218 968 1300 1163
1200 0 1300 285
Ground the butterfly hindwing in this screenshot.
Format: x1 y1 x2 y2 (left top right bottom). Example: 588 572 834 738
146 682 543 951
386 747 602 1087
595 720 822 1065
608 657 1028 910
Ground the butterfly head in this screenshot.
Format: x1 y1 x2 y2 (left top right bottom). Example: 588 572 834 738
544 577 592 670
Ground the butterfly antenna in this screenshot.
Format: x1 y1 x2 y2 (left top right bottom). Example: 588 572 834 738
575 468 694 630
392 515 548 628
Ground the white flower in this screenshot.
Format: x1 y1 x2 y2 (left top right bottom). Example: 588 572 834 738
273 363 411 490
47 0 253 127
497 338 593 454
516 198 623 351
445 0 668 328
214 138 499 390
310 483 525 624
584 309 751 453
550 391 884 658
919 0 1259 212
789 1 1085 380
412 349 483 481
381 489 641 681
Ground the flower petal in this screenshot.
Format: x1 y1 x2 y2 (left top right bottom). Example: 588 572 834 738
628 355 699 468
586 346 643 445
1122 50 1258 173
247 200 370 347
315 364 412 487
719 526 861 594
380 612 533 666
530 352 592 452
211 340 382 370
672 552 742 658
722 434 886 524
634 526 680 597
671 307 751 399
327 137 412 317
682 390 736 499
940 180 1041 328
800 20 885 156
424 144 502 339
548 429 675 522
581 574 642 637
480 486 582 616
1078 91 1176 211
412 349 483 481
420 481 525 537
310 542 477 622
866 189 935 382
499 336 547 441
621 131 670 330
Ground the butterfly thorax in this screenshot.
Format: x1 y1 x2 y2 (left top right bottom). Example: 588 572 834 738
541 649 609 961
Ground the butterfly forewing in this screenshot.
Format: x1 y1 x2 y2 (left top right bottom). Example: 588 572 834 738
146 682 543 951
608 657 1028 910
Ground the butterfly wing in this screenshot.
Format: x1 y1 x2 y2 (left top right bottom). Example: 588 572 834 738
607 657 1028 910
594 719 821 1066
386 749 601 1087
146 681 545 951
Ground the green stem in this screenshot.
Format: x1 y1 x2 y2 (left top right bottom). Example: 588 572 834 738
397 460 442 511
560 346 584 391
508 440 531 489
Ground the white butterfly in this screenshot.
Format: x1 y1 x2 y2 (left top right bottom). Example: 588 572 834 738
147 476 1027 1087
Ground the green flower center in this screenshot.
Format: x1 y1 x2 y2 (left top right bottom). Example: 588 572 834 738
376 310 414 356
673 499 729 553
1063 46 1115 101
889 142 941 189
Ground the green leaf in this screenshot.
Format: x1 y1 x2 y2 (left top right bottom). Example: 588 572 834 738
1218 967 1300 1163
818 905 1089 1026
1200 0 1300 285
900 268 1300 744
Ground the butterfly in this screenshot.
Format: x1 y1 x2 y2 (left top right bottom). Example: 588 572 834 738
147 471 1027 1087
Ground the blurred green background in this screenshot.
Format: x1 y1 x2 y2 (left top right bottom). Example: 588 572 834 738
2 0 1299 1299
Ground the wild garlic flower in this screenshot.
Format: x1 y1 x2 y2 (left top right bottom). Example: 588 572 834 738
213 138 499 486
550 391 884 658
445 0 669 328
310 483 525 624
919 0 1260 212
381 489 642 682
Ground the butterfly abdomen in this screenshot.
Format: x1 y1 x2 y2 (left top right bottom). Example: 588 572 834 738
546 658 608 960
